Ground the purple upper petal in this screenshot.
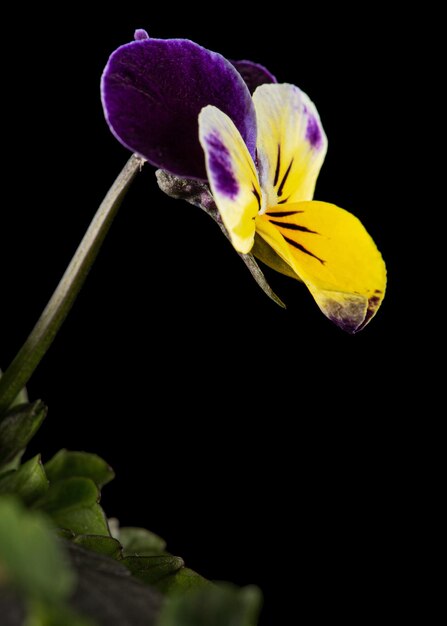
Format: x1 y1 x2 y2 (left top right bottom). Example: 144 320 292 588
231 60 277 94
101 38 257 179
134 29 149 41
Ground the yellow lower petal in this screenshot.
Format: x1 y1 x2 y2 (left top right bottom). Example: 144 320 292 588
256 201 386 332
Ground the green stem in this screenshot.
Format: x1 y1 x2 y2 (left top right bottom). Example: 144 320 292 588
0 154 143 415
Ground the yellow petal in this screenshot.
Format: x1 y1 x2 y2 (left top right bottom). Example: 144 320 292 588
198 105 261 254
256 202 386 332
252 84 327 207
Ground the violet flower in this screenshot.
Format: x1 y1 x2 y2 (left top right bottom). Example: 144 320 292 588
101 30 386 332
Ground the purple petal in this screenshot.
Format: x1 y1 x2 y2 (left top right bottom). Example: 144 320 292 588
231 60 277 94
305 114 324 150
204 132 239 199
101 39 257 179
134 29 149 41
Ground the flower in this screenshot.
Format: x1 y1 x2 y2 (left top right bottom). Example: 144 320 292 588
102 31 386 333
198 86 387 333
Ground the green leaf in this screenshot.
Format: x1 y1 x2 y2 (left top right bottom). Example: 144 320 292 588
36 477 109 536
0 454 49 504
119 527 166 556
154 567 213 594
0 401 47 468
157 583 262 626
45 450 114 489
123 555 184 585
73 535 122 559
36 477 98 513
0 495 75 603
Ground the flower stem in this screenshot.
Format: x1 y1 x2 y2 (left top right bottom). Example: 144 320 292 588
0 154 143 415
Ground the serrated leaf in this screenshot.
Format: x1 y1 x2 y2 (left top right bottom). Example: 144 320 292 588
123 555 184 584
0 495 75 603
154 567 213 594
45 450 114 489
0 454 49 504
73 535 122 559
119 527 166 556
36 477 109 536
50 500 108 536
36 477 98 512
157 583 262 626
0 401 47 467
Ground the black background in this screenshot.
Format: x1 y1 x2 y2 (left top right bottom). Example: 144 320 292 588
1 4 413 623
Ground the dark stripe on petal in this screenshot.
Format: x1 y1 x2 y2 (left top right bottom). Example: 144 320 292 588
265 210 303 217
277 197 290 204
252 186 261 211
277 159 293 197
273 145 281 187
283 236 325 264
269 220 318 234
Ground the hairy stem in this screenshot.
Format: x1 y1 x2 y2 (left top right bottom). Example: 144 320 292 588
0 154 143 415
